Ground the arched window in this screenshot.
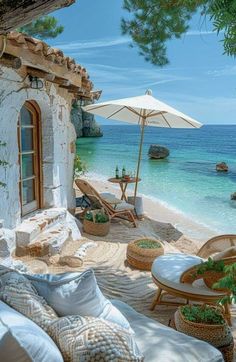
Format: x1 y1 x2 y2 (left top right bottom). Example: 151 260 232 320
18 101 42 215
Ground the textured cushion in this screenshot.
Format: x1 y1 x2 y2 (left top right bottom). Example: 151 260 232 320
0 301 63 362
0 268 58 331
47 315 143 362
26 269 131 330
151 253 204 283
112 300 223 362
115 201 134 211
212 246 236 261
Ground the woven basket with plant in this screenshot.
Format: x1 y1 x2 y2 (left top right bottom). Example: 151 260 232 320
174 305 233 361
127 238 164 270
83 209 110 236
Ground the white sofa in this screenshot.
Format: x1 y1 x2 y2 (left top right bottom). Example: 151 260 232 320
0 298 223 362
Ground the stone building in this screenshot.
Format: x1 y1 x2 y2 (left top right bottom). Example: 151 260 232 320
0 32 99 260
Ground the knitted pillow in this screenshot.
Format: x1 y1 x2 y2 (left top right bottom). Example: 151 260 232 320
0 269 58 331
48 315 144 362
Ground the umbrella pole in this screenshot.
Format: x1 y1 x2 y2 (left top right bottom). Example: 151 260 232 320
134 116 145 201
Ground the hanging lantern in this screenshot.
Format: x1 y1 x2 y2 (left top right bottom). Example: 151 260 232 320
29 75 44 89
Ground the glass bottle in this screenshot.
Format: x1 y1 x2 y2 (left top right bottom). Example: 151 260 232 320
122 166 126 178
115 166 119 179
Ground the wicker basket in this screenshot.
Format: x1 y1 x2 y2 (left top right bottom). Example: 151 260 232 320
83 209 110 237
126 238 164 270
203 271 226 290
174 307 232 348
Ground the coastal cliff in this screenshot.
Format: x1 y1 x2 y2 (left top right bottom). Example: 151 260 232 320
71 104 103 138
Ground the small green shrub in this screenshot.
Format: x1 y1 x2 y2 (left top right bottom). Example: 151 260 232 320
74 155 87 178
136 239 161 249
214 263 236 305
85 210 109 224
181 305 225 325
197 257 225 275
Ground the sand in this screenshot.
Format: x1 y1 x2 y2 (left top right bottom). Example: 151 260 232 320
14 175 236 355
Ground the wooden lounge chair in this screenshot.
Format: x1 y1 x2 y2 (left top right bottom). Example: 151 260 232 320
151 234 236 325
75 179 137 227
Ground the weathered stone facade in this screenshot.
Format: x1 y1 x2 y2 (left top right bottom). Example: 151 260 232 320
0 66 76 229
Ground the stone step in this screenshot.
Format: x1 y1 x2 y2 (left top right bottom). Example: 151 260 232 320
15 208 67 247
16 222 72 257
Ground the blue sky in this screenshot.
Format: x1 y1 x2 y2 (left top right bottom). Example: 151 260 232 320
51 0 236 125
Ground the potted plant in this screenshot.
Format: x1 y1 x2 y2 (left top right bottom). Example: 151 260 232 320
83 209 110 236
174 261 236 361
127 238 164 270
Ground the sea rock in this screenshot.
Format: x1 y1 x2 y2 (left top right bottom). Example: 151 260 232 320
216 162 228 172
148 145 170 159
71 102 103 138
231 192 236 200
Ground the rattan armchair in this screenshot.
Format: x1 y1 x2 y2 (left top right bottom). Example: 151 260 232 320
151 234 236 325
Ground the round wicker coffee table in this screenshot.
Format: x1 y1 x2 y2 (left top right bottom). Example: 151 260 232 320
126 238 164 271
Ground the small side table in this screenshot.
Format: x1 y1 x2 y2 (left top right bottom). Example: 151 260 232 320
108 177 141 202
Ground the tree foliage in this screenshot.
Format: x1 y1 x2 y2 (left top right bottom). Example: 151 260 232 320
18 16 64 40
122 0 236 66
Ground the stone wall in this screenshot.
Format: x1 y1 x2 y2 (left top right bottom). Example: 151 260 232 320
0 66 76 229
71 103 103 138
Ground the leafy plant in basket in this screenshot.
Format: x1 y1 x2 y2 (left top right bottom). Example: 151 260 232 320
85 210 109 224
175 260 236 360
83 209 110 237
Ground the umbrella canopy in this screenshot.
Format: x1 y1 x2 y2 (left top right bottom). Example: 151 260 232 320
83 90 202 199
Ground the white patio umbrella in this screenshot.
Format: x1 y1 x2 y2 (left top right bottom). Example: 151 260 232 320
83 90 202 199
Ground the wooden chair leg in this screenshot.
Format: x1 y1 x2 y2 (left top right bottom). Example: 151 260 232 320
150 288 162 311
128 211 137 227
224 303 232 326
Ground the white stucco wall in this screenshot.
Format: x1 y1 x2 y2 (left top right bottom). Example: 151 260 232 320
0 67 76 229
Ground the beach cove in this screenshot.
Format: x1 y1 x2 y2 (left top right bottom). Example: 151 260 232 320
77 124 236 239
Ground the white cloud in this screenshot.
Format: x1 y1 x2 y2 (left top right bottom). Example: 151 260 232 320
186 30 223 36
54 37 130 51
207 66 236 77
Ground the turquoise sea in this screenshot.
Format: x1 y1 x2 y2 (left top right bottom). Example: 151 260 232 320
76 125 236 234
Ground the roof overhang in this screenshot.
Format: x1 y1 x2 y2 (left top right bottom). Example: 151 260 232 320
0 0 75 34
0 32 102 101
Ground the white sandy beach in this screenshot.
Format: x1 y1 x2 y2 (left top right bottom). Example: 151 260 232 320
81 173 216 246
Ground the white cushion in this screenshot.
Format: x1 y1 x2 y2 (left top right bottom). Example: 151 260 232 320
115 201 134 211
151 253 204 283
0 301 63 362
26 269 131 331
100 192 115 198
112 300 223 362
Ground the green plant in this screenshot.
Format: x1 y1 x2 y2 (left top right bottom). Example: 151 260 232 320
18 16 64 40
197 257 225 275
137 239 161 249
181 305 225 325
74 155 87 178
85 210 109 223
214 263 236 304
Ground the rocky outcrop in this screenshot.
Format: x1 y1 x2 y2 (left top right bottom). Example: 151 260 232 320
231 192 236 200
216 162 228 172
71 103 103 138
148 145 169 159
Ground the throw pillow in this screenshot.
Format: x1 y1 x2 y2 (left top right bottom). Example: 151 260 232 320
0 301 63 362
26 269 131 330
0 269 58 331
48 315 144 362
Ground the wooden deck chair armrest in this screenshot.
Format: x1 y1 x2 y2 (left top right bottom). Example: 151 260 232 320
197 234 236 258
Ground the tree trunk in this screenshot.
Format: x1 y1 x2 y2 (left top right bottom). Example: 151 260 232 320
0 0 75 34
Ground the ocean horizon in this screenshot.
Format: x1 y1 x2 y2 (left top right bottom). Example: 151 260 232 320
77 124 236 234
